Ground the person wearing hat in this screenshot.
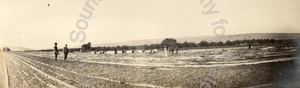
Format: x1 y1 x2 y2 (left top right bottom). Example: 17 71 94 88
63 44 69 61
54 42 59 61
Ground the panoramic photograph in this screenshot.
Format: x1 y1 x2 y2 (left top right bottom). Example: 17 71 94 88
1 0 300 88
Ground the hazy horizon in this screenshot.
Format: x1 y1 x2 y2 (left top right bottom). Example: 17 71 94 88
1 0 300 49
4 32 300 50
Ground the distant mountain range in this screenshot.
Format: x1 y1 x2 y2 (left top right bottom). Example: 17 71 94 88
92 33 300 47
7 33 300 51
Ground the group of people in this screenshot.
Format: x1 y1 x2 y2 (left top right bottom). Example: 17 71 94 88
166 46 179 54
53 43 180 60
54 42 69 61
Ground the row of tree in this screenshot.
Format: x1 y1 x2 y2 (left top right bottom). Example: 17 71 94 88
32 38 296 52
87 38 295 52
176 38 294 48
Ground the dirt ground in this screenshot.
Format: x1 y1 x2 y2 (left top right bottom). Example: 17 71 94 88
0 52 4 88
2 46 299 88
24 46 297 67
0 52 8 88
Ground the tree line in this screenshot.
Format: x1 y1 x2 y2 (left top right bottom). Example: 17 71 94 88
31 38 295 52
1 47 11 51
81 38 295 52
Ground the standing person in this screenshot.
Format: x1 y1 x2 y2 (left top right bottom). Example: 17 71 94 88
164 45 168 57
54 42 59 61
171 47 175 54
168 46 171 54
175 46 179 54
248 43 252 49
63 44 69 61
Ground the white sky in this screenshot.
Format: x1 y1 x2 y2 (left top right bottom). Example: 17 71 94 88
1 0 300 49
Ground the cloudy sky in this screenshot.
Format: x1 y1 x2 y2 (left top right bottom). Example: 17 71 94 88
0 0 300 49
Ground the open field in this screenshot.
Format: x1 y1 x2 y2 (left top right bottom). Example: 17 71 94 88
2 46 300 88
27 46 297 67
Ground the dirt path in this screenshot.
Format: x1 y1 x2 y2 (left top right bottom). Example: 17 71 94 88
14 55 77 88
5 52 164 88
0 52 9 88
5 53 77 88
16 54 165 88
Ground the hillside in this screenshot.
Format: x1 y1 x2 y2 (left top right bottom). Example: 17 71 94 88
92 33 300 47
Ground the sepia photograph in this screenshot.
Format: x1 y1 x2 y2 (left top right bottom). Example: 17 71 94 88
1 0 300 88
